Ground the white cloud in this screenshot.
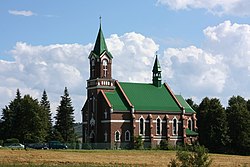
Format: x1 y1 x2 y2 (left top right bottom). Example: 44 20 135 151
8 10 36 16
157 0 250 16
1 22 250 121
162 46 227 96
0 32 158 122
162 20 250 104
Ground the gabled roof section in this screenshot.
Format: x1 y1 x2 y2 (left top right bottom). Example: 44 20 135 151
104 83 131 111
175 95 196 113
118 82 181 112
90 24 113 59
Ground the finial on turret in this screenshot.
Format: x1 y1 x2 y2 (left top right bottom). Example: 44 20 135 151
99 16 102 26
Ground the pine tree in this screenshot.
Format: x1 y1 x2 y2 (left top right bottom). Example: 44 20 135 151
11 89 23 140
1 89 48 143
197 97 210 147
1 106 14 140
197 97 230 152
20 95 47 143
186 98 198 111
54 87 76 143
226 96 250 154
206 98 230 152
40 90 53 141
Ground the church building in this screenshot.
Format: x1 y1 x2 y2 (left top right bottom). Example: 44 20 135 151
82 23 198 149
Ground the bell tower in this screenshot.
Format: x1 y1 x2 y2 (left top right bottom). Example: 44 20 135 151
87 20 115 96
84 20 115 143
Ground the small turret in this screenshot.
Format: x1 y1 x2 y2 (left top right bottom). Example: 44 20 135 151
152 54 162 87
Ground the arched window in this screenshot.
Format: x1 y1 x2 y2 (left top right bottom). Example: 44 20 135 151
188 119 192 130
115 131 120 142
139 117 144 135
125 130 130 141
173 118 178 135
156 118 161 135
103 59 108 77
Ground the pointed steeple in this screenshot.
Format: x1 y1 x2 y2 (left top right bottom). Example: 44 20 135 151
152 54 162 87
91 18 113 58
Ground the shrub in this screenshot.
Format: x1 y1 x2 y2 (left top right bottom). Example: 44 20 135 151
159 139 168 150
134 136 143 150
168 145 212 167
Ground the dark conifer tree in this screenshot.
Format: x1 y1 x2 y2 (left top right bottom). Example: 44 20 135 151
186 98 198 111
40 90 53 141
206 98 230 152
20 95 47 143
197 97 210 147
197 97 230 152
1 106 14 140
54 87 76 143
226 96 250 154
11 89 23 140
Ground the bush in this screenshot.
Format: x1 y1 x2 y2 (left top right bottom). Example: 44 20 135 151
168 145 212 167
160 139 168 150
134 136 143 150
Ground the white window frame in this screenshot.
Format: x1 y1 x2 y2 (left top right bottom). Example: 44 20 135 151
156 116 162 135
125 130 130 141
103 59 108 77
139 116 145 135
172 117 178 135
115 130 121 142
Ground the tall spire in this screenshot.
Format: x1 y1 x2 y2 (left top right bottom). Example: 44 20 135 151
92 18 111 58
152 54 162 87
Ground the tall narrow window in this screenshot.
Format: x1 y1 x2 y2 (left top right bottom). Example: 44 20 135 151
125 130 130 141
115 131 120 142
103 59 108 77
91 59 95 78
104 131 107 142
188 119 192 130
139 117 144 135
173 118 178 135
156 118 161 135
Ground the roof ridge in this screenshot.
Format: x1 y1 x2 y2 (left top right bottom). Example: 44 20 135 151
163 83 184 111
115 81 134 108
100 90 112 108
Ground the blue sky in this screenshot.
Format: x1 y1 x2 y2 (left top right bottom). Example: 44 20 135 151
1 0 250 122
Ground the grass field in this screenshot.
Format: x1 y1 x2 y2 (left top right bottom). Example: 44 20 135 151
0 149 249 167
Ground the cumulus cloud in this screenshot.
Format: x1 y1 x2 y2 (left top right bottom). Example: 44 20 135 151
163 20 250 104
8 10 36 16
162 46 227 96
0 32 158 122
157 0 250 16
1 21 250 121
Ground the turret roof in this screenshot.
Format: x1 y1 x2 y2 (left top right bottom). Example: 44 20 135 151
152 55 161 73
91 24 113 58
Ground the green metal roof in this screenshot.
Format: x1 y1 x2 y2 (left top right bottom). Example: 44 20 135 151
92 24 113 58
175 95 195 113
107 82 181 112
186 129 198 136
105 86 130 111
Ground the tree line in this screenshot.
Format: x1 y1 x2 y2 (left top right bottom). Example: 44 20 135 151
187 96 250 155
0 87 76 144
